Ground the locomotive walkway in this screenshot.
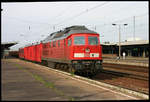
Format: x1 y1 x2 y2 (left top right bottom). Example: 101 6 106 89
2 58 143 101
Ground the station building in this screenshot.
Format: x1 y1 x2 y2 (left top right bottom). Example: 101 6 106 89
1 42 18 58
101 40 149 58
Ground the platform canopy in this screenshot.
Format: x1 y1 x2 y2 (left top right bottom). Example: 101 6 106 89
1 42 18 50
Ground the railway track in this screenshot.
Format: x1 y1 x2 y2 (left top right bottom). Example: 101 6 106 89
72 68 149 94
102 63 149 81
92 71 149 95
102 63 149 73
101 69 148 81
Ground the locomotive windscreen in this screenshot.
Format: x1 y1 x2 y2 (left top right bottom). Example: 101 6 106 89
74 36 85 45
88 36 99 45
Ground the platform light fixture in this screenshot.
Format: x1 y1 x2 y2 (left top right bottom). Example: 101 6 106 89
112 23 128 58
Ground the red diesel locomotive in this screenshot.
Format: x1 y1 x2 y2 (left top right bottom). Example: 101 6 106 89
19 26 103 75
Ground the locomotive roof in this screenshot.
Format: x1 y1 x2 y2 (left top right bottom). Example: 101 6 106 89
42 25 98 43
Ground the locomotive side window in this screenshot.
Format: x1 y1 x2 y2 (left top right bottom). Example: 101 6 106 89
58 40 60 47
53 41 56 47
88 36 98 45
68 38 72 46
43 43 47 48
64 40 66 46
74 36 85 45
46 43 49 48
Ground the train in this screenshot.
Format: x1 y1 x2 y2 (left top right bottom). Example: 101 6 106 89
19 25 103 75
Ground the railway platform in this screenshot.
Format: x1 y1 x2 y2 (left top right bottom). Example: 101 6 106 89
1 58 143 101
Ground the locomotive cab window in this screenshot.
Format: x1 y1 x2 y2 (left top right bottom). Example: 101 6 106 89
74 36 85 45
68 38 72 46
88 36 98 45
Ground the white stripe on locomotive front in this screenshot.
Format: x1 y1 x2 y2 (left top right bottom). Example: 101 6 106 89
74 53 99 57
90 53 99 57
74 53 84 57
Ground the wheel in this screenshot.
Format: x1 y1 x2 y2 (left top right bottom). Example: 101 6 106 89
60 64 65 70
42 60 48 66
55 63 60 69
47 61 55 68
69 67 75 74
63 64 68 71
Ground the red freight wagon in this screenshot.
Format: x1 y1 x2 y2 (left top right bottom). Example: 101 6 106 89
35 43 42 62
24 47 27 60
27 46 31 60
31 45 35 61
27 46 31 61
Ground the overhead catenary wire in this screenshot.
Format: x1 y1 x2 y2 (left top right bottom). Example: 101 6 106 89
3 3 148 45
19 2 110 39
3 3 90 39
50 3 80 22
4 3 147 36
3 3 79 29
54 2 110 26
6 12 148 41
4 16 52 26
30 12 148 43
94 12 148 28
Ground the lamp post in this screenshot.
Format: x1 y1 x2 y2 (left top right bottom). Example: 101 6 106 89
100 35 104 44
112 23 128 58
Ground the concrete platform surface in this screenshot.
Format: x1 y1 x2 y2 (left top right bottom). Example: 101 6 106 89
2 59 141 101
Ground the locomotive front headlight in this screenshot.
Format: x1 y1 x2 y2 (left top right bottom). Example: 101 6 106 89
96 60 102 64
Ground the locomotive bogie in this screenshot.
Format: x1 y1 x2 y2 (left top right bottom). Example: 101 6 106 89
71 60 102 72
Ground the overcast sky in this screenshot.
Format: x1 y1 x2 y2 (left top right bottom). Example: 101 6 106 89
1 1 149 50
